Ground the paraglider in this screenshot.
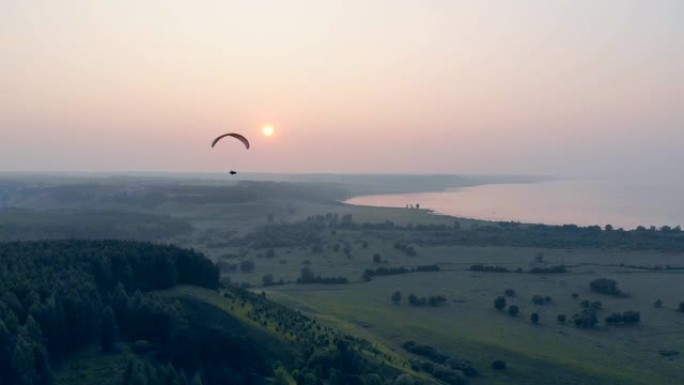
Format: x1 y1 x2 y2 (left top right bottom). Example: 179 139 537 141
211 133 250 175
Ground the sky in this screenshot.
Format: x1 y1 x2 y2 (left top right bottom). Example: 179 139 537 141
1 0 683 177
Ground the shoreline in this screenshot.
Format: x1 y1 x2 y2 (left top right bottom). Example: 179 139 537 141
343 180 684 230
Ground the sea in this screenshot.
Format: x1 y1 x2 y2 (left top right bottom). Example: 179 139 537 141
345 178 684 229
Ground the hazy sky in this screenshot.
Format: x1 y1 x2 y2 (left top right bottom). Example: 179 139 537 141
2 1 682 176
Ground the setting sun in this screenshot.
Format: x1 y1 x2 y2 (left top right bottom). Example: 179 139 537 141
262 125 274 137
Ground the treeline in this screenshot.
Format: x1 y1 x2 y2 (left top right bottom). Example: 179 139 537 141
305 214 684 252
408 294 447 307
363 264 440 281
296 267 348 284
470 264 568 274
0 240 219 385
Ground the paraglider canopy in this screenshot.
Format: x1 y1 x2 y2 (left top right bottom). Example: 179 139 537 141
211 133 250 149
211 133 250 176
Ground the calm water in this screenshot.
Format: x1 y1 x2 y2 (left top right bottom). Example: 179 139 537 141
345 179 684 229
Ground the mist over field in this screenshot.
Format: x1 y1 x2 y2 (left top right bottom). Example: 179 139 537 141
2 2 684 385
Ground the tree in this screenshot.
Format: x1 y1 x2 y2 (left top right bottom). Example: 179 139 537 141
557 314 567 324
494 296 506 311
391 291 402 305
504 289 516 297
373 254 382 264
653 299 663 308
100 306 118 352
572 293 579 300
508 305 519 317
531 313 539 324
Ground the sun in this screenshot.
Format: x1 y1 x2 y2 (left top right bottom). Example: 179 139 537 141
262 125 274 137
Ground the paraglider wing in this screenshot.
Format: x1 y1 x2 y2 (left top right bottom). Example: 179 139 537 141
211 133 250 149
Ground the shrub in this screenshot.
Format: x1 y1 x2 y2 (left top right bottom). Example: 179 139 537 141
391 290 402 305
491 360 507 370
531 313 540 324
494 296 506 311
508 305 520 317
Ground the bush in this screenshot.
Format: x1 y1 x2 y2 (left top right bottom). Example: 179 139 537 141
504 289 516 297
531 313 540 324
508 305 520 317
557 314 567 324
491 360 507 370
494 296 506 311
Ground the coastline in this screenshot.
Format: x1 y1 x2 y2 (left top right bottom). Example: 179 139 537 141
343 179 684 230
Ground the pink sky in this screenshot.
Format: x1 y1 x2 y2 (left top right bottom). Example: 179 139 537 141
2 1 682 176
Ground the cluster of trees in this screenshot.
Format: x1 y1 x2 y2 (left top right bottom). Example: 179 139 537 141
573 309 599 328
590 278 622 296
395 221 684 252
296 267 348 284
0 240 220 385
407 294 447 307
393 242 417 256
363 265 440 282
605 310 641 325
401 341 478 380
